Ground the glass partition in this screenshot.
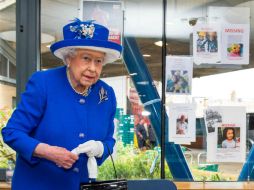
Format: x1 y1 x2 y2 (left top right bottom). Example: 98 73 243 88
0 0 16 169
166 0 254 181
41 0 163 180
41 0 254 182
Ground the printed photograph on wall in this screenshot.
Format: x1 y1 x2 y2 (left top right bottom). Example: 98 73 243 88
227 36 243 58
204 108 222 133
217 127 240 149
196 31 218 53
81 0 123 45
215 125 242 162
176 114 188 136
166 56 193 95
193 24 221 64
166 70 190 94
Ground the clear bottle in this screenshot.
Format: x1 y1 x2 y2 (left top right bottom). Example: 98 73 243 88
6 160 15 184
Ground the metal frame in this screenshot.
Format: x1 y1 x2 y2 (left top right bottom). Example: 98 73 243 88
16 0 41 103
161 0 167 179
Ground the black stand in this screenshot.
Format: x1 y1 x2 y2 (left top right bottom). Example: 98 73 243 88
127 179 177 190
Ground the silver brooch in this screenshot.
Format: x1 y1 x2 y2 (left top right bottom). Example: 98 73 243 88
99 87 108 104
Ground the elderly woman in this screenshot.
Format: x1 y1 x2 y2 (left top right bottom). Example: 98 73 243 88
2 19 122 190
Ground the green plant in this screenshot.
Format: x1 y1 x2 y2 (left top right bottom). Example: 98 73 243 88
98 142 172 180
0 108 16 167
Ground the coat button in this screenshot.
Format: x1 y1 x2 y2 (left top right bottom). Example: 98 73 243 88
79 98 85 104
73 167 79 173
79 133 85 138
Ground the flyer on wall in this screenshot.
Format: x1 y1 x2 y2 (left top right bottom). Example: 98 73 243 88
221 24 250 65
193 24 221 65
205 106 246 163
167 103 196 144
81 0 123 45
165 56 193 95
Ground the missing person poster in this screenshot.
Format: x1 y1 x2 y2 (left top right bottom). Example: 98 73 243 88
221 24 250 65
80 0 123 45
167 103 196 144
193 24 221 65
205 106 246 163
165 56 193 95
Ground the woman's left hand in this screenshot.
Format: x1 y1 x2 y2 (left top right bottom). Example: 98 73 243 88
72 140 104 158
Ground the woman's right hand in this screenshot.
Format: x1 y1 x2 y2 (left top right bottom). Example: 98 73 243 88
34 143 79 169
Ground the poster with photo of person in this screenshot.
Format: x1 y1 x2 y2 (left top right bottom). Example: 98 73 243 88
165 56 193 95
167 103 196 144
193 24 221 65
80 0 123 45
221 24 250 65
206 106 246 163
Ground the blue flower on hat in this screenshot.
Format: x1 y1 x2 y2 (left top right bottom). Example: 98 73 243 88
69 18 95 39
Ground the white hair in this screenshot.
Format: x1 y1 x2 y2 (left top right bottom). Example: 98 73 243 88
61 48 77 65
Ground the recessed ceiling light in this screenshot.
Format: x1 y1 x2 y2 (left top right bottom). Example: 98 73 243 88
41 33 55 44
166 22 174 25
154 41 168 47
143 54 151 57
0 0 15 10
0 30 55 43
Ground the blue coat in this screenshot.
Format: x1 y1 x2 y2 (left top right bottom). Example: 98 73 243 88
2 66 116 190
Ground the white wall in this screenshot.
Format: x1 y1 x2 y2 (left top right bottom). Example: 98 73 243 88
0 83 16 109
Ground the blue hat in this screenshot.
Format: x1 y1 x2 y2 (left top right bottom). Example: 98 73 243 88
50 18 122 64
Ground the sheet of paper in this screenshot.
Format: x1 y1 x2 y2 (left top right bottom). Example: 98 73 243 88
221 24 250 65
166 56 193 95
193 24 221 65
205 106 246 163
167 103 196 144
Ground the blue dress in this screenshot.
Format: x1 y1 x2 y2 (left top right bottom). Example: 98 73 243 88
1 66 116 190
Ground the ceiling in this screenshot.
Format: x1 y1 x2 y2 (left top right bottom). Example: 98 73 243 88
1 0 254 81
